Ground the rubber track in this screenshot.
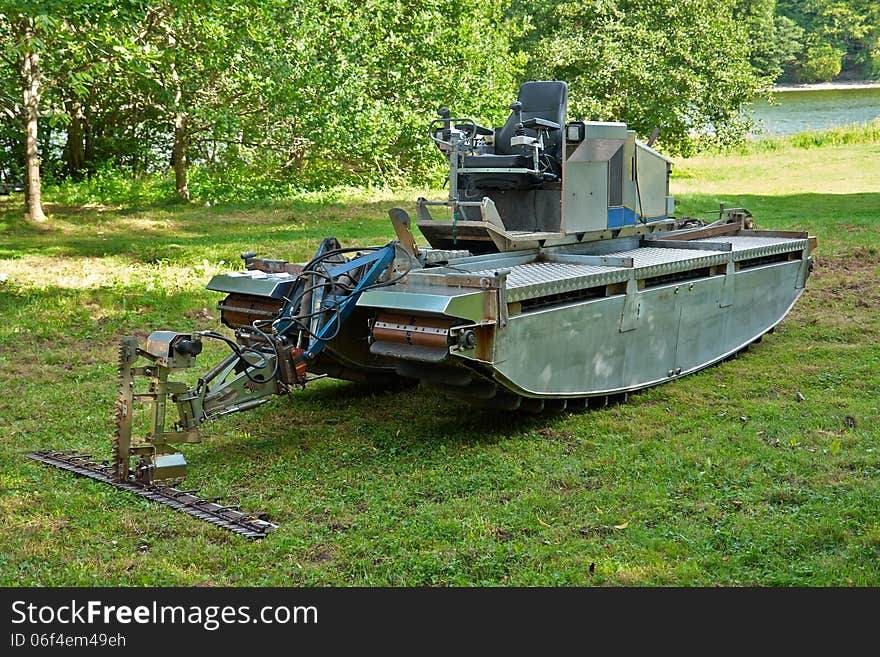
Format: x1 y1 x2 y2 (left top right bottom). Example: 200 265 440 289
27 450 277 539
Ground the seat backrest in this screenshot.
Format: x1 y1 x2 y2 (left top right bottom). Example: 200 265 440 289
495 81 568 159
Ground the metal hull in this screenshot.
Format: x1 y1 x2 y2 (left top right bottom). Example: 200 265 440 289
484 259 804 398
356 231 814 403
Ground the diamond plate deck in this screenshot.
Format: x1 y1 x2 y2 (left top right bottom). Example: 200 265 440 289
696 235 808 261
464 235 808 302
603 246 729 270
503 262 626 287
499 262 629 303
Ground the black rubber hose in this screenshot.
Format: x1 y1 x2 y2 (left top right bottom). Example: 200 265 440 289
198 331 276 385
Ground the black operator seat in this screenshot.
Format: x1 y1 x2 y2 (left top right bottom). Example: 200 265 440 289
462 80 568 189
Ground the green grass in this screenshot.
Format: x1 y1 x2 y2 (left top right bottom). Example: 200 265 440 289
1 139 878 586
702 118 880 156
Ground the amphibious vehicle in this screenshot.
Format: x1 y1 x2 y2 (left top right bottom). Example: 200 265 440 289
30 81 815 537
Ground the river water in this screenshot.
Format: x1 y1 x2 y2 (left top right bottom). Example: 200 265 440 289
749 85 880 136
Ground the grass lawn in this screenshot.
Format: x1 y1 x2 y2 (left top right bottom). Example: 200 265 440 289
1 139 878 586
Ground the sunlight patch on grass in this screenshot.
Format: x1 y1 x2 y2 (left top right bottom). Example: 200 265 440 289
672 143 880 197
0 255 226 291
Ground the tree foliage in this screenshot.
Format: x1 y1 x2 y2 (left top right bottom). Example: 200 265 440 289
513 0 764 152
0 0 797 209
736 0 880 83
0 1 152 219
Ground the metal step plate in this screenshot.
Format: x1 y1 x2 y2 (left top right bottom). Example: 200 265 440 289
696 235 809 260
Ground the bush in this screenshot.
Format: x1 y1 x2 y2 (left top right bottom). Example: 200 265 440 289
46 164 173 206
793 39 844 82
867 48 880 80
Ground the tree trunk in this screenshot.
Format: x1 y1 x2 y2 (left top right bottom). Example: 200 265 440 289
169 51 189 201
172 112 189 200
65 101 86 180
21 26 47 223
84 91 95 178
